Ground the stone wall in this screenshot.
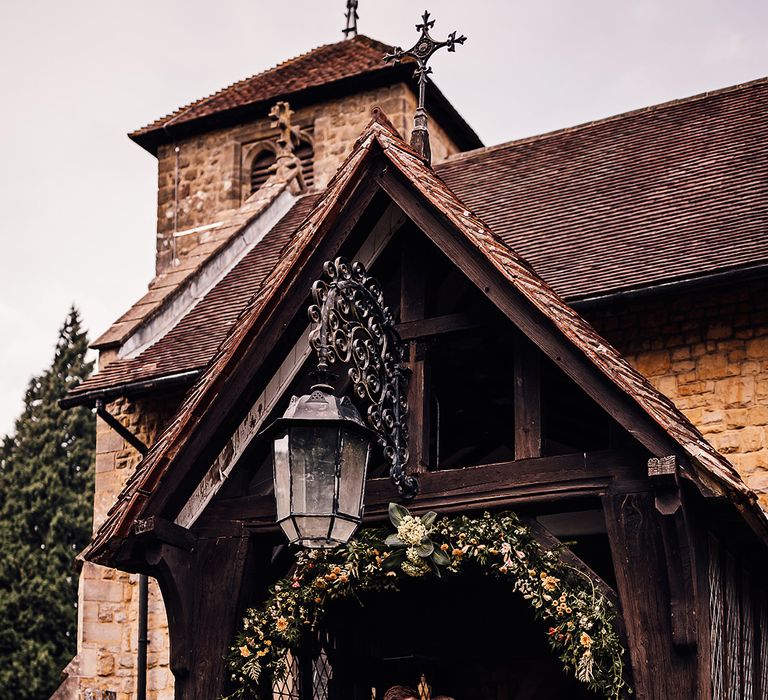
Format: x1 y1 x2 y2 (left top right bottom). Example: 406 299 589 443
154 83 461 273
62 395 181 700
585 277 768 507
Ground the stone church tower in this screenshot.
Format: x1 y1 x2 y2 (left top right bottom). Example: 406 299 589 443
55 33 481 700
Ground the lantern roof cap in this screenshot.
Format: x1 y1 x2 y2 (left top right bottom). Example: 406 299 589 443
278 386 369 430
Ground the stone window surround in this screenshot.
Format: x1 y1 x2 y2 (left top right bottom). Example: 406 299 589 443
240 124 315 202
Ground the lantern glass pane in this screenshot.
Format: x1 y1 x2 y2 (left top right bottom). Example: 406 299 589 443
290 425 338 516
280 517 299 543
331 517 358 543
273 434 291 520
337 429 370 518
294 515 333 546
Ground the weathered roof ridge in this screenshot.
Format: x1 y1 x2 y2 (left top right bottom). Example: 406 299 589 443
130 35 395 140
93 177 298 351
441 74 768 166
82 106 764 566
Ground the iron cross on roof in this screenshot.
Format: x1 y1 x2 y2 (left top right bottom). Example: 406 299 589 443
385 10 467 163
343 0 359 38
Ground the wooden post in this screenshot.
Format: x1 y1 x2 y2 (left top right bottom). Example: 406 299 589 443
648 456 698 649
603 491 699 698
514 334 541 460
150 535 258 700
401 238 431 473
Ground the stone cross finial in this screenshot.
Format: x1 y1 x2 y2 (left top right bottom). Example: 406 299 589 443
343 0 359 39
268 101 305 193
384 10 467 164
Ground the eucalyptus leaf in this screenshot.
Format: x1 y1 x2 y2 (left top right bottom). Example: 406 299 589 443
416 541 434 558
428 557 441 578
388 502 409 527
385 533 404 547
420 511 437 528
431 549 449 566
381 549 406 570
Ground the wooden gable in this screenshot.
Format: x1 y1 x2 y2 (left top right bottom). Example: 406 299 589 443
81 108 768 700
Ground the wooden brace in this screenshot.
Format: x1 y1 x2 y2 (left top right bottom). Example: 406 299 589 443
648 455 697 649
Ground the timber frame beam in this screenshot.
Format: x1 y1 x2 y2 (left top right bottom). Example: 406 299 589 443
374 166 687 467
194 449 647 531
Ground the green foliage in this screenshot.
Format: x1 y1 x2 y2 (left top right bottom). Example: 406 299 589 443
228 507 629 700
0 307 95 698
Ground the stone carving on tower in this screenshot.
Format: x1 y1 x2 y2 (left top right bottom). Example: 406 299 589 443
268 101 306 194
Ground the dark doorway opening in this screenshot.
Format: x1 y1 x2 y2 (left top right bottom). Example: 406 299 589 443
320 573 600 700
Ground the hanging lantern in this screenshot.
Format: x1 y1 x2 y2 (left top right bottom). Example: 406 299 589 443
269 384 373 548
268 256 416 549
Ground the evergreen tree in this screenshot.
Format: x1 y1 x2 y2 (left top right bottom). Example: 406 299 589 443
0 307 95 699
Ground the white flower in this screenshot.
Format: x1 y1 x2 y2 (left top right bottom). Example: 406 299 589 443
576 649 595 682
401 559 430 577
406 547 422 563
396 515 428 545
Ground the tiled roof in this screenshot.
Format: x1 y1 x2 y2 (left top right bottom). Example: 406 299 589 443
81 109 764 566
72 76 768 402
67 193 319 401
439 76 768 302
132 36 392 140
130 35 482 154
92 180 300 351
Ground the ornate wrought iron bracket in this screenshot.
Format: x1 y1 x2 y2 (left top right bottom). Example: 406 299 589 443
308 257 418 498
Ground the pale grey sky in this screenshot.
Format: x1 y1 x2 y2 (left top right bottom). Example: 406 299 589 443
0 0 766 436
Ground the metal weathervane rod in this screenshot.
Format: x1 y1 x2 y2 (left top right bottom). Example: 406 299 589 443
343 0 359 38
384 10 467 163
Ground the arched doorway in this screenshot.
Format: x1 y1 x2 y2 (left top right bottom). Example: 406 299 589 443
299 573 601 700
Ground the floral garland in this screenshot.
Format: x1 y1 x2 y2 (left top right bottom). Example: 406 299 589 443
226 505 629 699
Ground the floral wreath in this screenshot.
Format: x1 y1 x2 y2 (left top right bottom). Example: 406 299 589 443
226 504 629 699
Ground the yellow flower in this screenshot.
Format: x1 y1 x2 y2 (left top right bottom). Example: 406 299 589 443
239 646 251 658
264 639 272 646
542 575 560 592
580 632 593 648
275 617 288 633
257 649 268 657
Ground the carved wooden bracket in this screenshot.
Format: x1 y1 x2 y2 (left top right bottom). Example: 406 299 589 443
134 515 197 552
648 455 697 649
145 542 195 676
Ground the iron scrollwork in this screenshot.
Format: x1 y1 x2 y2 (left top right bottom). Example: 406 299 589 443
308 257 417 498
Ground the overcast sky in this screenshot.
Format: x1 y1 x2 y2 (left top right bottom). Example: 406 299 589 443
0 0 766 436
